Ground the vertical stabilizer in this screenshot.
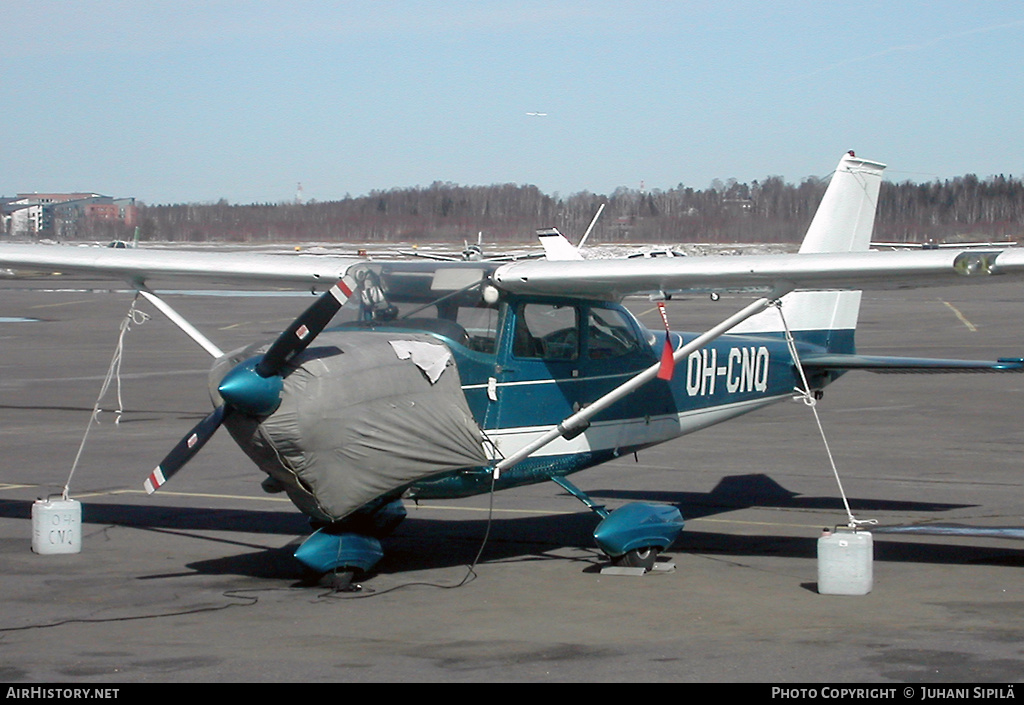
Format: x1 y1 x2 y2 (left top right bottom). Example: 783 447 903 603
538 228 585 261
799 151 886 254
731 152 886 350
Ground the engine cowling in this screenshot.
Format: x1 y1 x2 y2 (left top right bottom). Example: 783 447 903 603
210 330 489 523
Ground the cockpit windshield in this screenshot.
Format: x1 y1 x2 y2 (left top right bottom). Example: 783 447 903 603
336 261 502 353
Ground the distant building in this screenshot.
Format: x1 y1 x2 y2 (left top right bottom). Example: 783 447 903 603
2 192 137 238
2 199 42 236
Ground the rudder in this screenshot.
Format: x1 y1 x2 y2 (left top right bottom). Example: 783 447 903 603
730 151 886 352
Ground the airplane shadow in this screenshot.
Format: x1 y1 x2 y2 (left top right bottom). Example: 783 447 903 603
584 473 975 519
181 512 1024 583
1 471 1019 584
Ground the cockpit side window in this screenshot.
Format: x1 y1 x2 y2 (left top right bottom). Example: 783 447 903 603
458 306 500 354
513 303 579 361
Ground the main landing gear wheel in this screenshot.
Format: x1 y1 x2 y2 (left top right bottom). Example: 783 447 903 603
613 546 659 572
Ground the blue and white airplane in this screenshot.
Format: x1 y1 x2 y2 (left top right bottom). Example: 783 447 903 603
4 151 1024 585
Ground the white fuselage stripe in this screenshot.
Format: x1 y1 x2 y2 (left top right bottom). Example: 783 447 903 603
463 370 635 390
482 394 788 460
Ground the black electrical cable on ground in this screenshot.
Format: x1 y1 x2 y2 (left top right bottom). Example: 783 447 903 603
319 433 503 600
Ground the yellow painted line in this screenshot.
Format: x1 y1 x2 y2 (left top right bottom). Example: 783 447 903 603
942 300 978 332
2 484 574 515
409 503 575 516
0 484 290 503
690 516 824 530
91 488 293 503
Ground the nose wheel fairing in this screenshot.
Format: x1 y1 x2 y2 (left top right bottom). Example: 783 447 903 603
295 531 385 575
592 502 685 559
294 498 408 575
552 475 684 570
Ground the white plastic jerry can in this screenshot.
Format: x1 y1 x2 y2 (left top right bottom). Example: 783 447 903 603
32 497 82 555
817 526 872 595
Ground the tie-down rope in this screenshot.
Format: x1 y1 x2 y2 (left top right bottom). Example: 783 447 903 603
771 300 875 529
62 295 151 500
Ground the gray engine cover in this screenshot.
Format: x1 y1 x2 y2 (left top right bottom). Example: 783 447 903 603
211 330 487 522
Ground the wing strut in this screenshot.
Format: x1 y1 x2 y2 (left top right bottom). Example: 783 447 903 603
578 203 605 251
491 285 795 477
136 288 224 358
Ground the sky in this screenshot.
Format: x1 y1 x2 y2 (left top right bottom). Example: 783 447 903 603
4 0 1024 205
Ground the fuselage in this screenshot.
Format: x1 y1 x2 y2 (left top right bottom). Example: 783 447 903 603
395 291 836 500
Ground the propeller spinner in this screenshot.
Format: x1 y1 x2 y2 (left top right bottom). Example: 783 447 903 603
144 276 356 494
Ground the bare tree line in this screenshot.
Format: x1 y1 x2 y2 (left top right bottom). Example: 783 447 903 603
75 173 1024 244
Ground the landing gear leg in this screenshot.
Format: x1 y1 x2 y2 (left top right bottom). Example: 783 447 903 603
551 476 683 574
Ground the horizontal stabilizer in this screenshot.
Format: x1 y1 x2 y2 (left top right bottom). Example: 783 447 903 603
800 353 1024 374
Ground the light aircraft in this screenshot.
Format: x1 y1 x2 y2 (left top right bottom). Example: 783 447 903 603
400 232 544 262
538 229 687 261
4 151 1024 588
106 226 142 249
872 238 1018 250
537 203 686 261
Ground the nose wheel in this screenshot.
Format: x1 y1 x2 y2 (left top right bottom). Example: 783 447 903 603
303 568 363 593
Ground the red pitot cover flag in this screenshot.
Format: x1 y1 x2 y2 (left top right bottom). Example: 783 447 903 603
656 301 675 380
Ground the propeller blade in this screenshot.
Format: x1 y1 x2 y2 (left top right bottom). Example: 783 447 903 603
147 274 356 494
256 275 356 377
144 405 229 494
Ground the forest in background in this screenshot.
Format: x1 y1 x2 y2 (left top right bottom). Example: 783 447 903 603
79 172 1024 245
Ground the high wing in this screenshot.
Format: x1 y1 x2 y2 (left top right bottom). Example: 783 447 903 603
0 244 359 289
6 241 1024 299
490 248 1024 300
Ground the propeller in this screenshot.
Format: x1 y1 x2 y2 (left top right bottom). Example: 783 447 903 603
143 274 357 494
